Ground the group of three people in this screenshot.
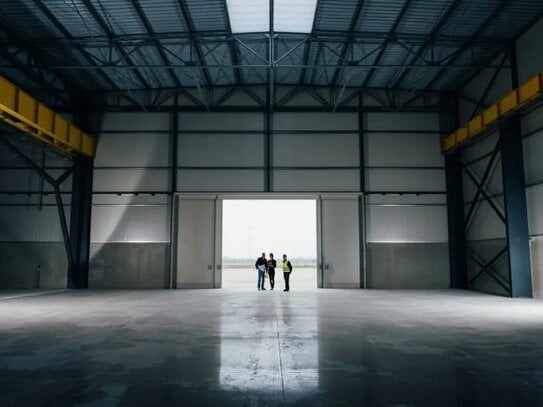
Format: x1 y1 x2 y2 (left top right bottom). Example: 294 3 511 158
255 253 293 291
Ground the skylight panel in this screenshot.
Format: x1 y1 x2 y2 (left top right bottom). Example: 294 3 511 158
274 0 317 33
226 0 269 33
226 0 318 34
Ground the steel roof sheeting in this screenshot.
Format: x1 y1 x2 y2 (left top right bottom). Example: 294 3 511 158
396 0 456 35
88 0 147 36
313 0 359 32
0 0 63 39
139 0 189 33
183 0 229 32
356 0 408 33
0 0 542 93
481 0 543 39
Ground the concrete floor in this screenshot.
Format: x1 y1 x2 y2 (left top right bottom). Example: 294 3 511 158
1 290 543 406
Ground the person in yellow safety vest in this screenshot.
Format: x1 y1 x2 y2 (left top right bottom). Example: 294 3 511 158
282 254 293 292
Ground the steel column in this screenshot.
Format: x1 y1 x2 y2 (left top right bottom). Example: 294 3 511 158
68 155 94 289
264 105 273 192
500 118 532 298
169 95 179 289
358 92 366 288
445 151 467 289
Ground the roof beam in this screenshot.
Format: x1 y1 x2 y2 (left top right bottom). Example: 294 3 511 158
362 0 414 88
176 0 213 87
391 0 462 89
0 11 70 104
299 0 320 85
30 0 122 92
223 0 243 85
329 0 366 87
16 32 509 49
421 0 513 91
80 0 152 89
130 0 183 89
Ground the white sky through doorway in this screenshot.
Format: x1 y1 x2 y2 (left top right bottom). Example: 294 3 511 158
222 200 317 260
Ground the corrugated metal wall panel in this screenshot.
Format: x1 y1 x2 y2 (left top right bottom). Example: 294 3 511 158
179 112 263 131
366 168 445 192
0 207 67 242
273 169 359 191
93 169 170 192
90 112 171 132
179 133 264 167
273 133 359 167
178 169 264 191
365 132 443 167
365 112 440 131
366 205 448 243
95 133 170 167
274 112 357 131
91 206 170 242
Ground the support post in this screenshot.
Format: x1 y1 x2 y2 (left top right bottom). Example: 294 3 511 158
264 103 272 192
68 155 93 288
445 151 468 289
169 95 179 289
358 92 366 288
500 117 532 298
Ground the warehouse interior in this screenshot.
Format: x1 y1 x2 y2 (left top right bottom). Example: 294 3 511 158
2 0 543 404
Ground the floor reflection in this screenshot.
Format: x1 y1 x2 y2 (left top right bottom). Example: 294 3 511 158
219 293 319 401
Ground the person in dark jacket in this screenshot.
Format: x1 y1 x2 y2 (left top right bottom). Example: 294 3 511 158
267 253 277 290
255 252 267 291
282 254 293 292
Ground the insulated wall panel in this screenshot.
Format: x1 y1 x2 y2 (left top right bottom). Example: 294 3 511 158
179 112 263 131
523 128 543 185
366 169 445 192
177 169 264 192
179 133 264 167
527 184 543 236
93 169 170 192
365 112 439 131
0 207 66 242
94 133 169 167
516 16 543 83
365 132 443 167
464 200 506 241
273 133 359 167
273 170 359 192
90 112 170 132
90 206 170 243
366 205 448 243
273 113 357 131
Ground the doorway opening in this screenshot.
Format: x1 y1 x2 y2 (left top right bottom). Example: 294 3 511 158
222 199 318 290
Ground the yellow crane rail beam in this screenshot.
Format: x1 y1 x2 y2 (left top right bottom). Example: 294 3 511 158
442 71 543 153
0 76 96 157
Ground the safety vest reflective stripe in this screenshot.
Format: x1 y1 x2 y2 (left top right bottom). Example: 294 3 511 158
283 260 290 272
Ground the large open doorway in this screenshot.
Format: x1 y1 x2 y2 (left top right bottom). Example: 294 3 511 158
221 200 318 290
175 195 361 289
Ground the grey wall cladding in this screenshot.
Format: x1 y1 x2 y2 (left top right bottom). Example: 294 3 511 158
466 239 509 297
367 243 450 289
0 242 67 289
89 243 169 288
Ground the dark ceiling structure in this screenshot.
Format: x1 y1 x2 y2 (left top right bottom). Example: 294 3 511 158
0 0 542 109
